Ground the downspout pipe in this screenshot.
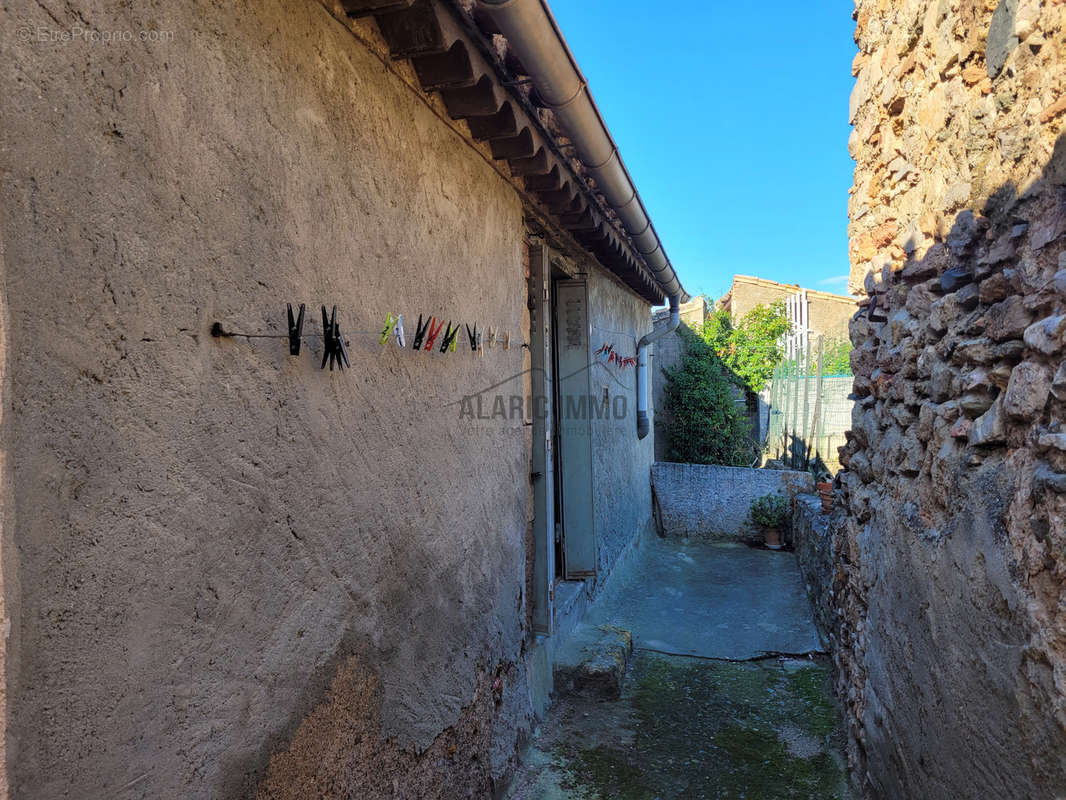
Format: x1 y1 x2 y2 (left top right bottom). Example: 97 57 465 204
475 0 685 301
636 294 680 440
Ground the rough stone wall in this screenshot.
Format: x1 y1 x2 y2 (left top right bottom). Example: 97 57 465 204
588 269 656 582
651 463 812 541
0 1 536 797
790 496 838 648
840 0 1066 796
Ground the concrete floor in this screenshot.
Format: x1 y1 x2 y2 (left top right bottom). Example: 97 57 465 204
505 538 849 799
584 538 824 660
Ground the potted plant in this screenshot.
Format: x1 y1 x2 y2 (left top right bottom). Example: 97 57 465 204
750 493 789 550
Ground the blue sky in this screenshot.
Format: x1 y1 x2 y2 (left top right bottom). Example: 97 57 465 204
548 1 858 299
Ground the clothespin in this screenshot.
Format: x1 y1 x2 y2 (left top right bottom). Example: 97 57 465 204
424 317 445 351
320 305 350 371
287 303 305 356
393 314 406 348
379 313 396 346
413 314 432 350
504 331 510 350
487 327 498 349
440 321 460 353
466 323 479 352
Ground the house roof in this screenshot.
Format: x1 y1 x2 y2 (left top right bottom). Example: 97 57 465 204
717 275 857 311
335 0 678 304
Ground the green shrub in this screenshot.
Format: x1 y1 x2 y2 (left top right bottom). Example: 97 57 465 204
662 328 752 466
749 494 789 528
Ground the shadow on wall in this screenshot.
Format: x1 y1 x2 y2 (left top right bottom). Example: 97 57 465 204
834 131 1066 799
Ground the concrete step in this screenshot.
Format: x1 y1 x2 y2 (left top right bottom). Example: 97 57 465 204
552 624 633 700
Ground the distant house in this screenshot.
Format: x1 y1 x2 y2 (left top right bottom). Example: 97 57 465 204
716 274 857 342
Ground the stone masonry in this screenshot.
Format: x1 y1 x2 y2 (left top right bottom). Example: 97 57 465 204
837 0 1066 797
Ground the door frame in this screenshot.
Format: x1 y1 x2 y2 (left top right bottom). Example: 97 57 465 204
528 241 556 634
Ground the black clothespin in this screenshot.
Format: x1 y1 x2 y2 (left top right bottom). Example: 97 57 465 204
320 305 351 371
413 314 431 350
440 321 460 353
466 322 479 352
287 303 306 356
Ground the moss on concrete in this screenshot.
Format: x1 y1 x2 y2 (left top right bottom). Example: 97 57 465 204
785 664 840 737
538 651 849 799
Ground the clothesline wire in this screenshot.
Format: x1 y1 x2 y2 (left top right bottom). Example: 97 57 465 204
220 323 640 342
217 329 381 340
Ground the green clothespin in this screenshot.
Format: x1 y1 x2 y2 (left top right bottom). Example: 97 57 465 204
379 313 396 346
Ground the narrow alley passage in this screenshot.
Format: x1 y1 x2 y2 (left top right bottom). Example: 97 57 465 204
507 539 849 799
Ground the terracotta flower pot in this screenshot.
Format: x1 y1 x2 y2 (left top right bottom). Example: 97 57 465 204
816 481 834 514
763 526 783 550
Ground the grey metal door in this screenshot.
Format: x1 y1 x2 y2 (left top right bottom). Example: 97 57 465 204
553 279 596 578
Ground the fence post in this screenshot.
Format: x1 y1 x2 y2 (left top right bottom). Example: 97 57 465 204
809 335 825 469
779 359 789 462
788 352 797 469
771 362 780 456
800 343 811 470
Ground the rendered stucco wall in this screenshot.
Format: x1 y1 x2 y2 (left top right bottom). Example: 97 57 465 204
0 1 531 797
651 463 812 541
587 269 656 583
838 0 1066 797
0 201 10 800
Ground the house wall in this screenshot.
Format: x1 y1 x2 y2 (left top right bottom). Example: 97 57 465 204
0 1 538 798
838 0 1066 797
587 269 656 582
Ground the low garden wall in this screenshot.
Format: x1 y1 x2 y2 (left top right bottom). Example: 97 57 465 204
651 463 813 541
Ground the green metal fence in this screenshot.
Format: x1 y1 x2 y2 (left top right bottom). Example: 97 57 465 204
765 334 854 475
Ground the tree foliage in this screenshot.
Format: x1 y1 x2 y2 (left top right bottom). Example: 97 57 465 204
662 327 752 466
700 301 790 393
